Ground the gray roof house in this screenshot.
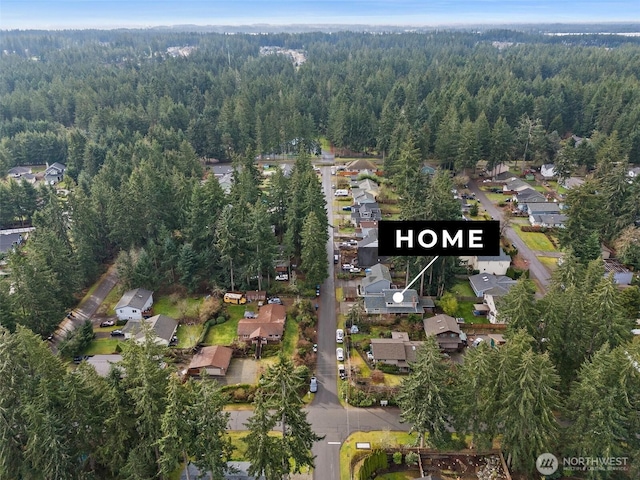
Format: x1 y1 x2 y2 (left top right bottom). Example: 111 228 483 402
351 202 382 226
7 166 32 178
358 228 387 268
122 314 178 346
423 314 464 352
115 288 154 321
503 178 531 193
604 260 634 285
217 172 234 194
370 332 423 372
359 263 392 295
44 162 66 185
526 202 561 215
0 232 24 254
86 355 123 377
364 289 422 315
529 213 568 228
561 177 585 190
358 179 379 195
469 273 517 297
352 190 377 205
514 188 546 210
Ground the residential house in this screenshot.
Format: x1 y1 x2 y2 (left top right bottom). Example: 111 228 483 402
237 304 286 344
217 172 234 194
514 188 546 211
423 314 464 352
121 314 178 346
211 164 234 176
85 355 123 377
351 202 382 227
44 162 66 185
357 179 379 197
357 228 387 268
503 178 531 193
358 263 392 295
469 273 517 297
185 345 233 377
492 171 517 183
7 166 32 178
604 260 634 285
345 159 377 171
370 332 423 372
561 177 585 190
469 273 517 323
526 202 561 216
540 164 556 178
115 288 154 321
0 231 24 254
529 213 568 228
352 190 377 205
460 248 511 276
363 289 422 315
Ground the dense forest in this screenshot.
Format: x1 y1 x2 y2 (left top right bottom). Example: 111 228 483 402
2 29 640 333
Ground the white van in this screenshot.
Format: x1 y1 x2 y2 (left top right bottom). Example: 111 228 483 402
336 328 344 343
334 189 349 197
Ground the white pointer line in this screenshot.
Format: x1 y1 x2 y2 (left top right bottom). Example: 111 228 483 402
393 256 440 303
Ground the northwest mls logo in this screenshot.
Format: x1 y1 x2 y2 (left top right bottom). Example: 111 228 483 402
378 220 500 257
536 453 559 475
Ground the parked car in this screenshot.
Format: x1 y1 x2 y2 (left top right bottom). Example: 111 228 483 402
336 348 344 361
268 297 282 305
316 285 321 296
341 264 353 271
367 351 374 361
349 267 361 273
309 376 318 393
110 329 124 337
456 317 465 324
313 344 318 353
73 356 83 364
338 364 346 380
169 335 178 346
100 320 115 328
342 206 352 211
336 329 344 343
275 273 289 281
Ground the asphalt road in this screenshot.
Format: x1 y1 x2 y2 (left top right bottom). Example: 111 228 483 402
50 264 119 353
468 180 551 293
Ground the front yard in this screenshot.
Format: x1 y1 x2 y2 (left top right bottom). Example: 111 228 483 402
513 226 557 252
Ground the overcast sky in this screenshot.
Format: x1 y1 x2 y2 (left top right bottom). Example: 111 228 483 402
1 0 639 30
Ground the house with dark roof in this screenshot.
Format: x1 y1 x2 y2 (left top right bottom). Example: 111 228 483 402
469 274 517 298
604 259 634 285
237 304 286 344
364 289 422 315
526 202 561 216
492 171 517 183
7 166 32 178
460 248 511 276
358 228 387 267
503 178 531 193
423 314 464 352
529 213 568 228
0 232 24 254
122 314 178 346
351 202 382 227
370 332 423 372
185 345 233 377
359 263 392 295
115 288 154 321
514 188 546 211
44 162 66 185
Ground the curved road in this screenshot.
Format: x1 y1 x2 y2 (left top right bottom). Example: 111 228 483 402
468 180 551 293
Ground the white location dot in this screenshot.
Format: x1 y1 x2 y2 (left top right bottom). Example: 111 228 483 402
392 292 404 303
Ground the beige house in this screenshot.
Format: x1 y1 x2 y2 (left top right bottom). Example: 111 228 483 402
237 304 286 344
460 248 511 276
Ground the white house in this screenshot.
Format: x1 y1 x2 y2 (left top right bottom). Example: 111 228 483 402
44 162 66 185
460 248 511 276
540 164 556 178
115 288 154 321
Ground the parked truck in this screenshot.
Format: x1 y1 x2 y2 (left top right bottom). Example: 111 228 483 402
223 292 247 305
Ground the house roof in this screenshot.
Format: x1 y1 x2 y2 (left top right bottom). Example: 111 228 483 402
476 247 511 263
531 214 568 225
370 338 423 363
358 229 378 248
420 297 436 308
358 179 379 192
382 289 419 305
122 314 178 343
364 289 422 314
352 190 377 204
345 159 377 171
46 162 66 173
188 345 233 371
0 232 23 253
516 188 546 202
8 166 31 176
493 171 517 182
115 288 153 311
504 178 529 191
86 355 123 377
237 304 286 337
469 274 517 297
423 314 461 336
562 177 585 189
527 202 561 214
604 259 632 275
361 263 392 289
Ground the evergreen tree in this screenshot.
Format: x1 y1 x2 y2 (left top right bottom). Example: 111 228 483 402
300 211 328 288
499 278 542 344
397 336 453 448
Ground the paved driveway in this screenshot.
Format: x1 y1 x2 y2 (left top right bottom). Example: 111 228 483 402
217 358 259 386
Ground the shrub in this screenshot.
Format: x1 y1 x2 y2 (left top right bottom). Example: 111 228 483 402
370 369 385 384
393 452 403 465
199 297 223 323
405 452 418 466
216 316 227 325
59 320 95 358
377 363 400 374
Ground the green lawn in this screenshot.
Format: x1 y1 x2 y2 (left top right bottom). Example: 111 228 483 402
483 192 507 203
96 285 124 316
375 472 422 480
539 255 560 272
203 305 249 346
340 225 356 234
83 338 123 355
450 281 474 297
175 324 203 348
340 432 418 480
514 226 557 251
282 314 299 358
153 296 202 320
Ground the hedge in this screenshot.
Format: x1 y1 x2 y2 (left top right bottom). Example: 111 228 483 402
357 450 388 480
